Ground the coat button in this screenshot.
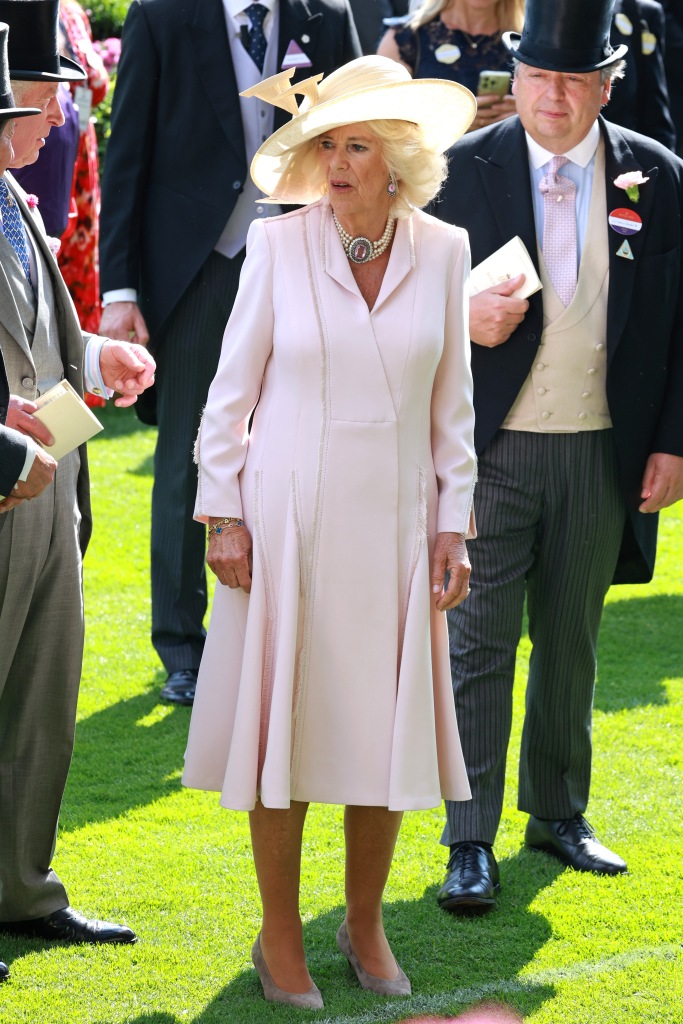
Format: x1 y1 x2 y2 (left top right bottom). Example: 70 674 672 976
587 367 597 375
232 180 242 190
536 362 545 371
541 411 550 420
595 343 605 351
582 391 590 398
537 386 547 395
22 376 34 388
527 333 536 342
578 412 587 420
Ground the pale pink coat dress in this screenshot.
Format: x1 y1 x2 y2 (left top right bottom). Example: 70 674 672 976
182 197 476 812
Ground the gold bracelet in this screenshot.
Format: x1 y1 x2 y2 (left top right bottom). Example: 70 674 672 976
208 517 244 537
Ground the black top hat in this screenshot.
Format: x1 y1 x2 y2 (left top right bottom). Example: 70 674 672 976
503 0 628 74
0 0 85 82
0 22 39 119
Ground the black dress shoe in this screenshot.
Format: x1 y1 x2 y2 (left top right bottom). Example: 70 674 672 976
0 907 137 944
0 959 8 982
436 842 501 913
525 814 627 875
159 669 197 705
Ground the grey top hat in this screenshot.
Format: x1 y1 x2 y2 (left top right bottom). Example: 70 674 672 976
0 22 39 119
503 0 628 74
0 0 85 82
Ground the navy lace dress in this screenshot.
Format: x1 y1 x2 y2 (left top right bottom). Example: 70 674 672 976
394 19 512 94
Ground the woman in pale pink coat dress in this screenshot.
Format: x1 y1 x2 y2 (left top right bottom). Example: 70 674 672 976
183 57 477 1008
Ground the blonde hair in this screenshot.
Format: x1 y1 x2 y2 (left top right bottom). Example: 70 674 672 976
410 0 524 35
282 119 448 218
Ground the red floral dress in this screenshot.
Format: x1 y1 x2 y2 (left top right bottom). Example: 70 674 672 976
59 0 110 406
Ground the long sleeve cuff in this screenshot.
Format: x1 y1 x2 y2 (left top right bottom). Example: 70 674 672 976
84 337 113 399
19 435 38 481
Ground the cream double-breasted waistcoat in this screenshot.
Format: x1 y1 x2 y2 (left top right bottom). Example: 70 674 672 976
183 199 476 811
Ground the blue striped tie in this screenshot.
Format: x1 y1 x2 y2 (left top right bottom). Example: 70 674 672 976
0 178 32 285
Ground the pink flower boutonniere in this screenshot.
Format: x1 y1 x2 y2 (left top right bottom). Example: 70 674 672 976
47 236 61 257
614 171 649 203
26 193 39 210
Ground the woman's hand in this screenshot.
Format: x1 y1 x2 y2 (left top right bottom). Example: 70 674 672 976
431 531 471 612
469 93 517 132
206 522 253 593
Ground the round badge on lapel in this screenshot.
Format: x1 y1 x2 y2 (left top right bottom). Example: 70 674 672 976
608 208 643 235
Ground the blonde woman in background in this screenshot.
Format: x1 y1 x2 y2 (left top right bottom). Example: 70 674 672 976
378 1 524 130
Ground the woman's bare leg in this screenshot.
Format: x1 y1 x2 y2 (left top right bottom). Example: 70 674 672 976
249 799 312 992
344 805 404 979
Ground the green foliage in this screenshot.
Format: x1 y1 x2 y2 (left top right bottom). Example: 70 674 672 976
82 0 131 40
1 405 681 1023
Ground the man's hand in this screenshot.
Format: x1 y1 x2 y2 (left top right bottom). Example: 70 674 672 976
99 301 150 346
470 275 529 348
99 340 156 407
469 94 517 132
6 396 54 446
639 453 683 513
0 447 57 512
431 531 471 612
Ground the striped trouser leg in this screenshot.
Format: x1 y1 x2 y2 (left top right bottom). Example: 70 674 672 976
442 430 625 847
151 250 245 674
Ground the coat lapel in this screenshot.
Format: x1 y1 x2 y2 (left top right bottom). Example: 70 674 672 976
601 117 658 361
474 117 544 324
187 0 246 165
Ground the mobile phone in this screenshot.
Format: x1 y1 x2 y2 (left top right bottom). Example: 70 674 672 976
477 70 511 97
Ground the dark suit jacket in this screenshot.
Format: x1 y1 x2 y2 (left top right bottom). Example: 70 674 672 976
433 115 683 583
100 0 361 340
606 0 676 149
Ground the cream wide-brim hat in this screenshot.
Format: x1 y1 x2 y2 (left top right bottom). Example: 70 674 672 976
244 55 477 206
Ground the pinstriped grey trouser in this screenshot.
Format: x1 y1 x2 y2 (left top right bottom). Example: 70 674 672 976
442 429 626 848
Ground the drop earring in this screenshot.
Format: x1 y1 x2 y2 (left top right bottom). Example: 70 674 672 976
387 172 398 197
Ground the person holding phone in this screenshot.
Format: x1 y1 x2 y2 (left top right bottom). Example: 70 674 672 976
377 1 524 130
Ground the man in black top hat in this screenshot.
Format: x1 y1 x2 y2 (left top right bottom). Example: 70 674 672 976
0 0 155 947
432 0 683 911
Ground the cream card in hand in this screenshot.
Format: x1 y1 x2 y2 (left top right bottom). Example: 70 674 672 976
33 380 103 461
469 236 542 299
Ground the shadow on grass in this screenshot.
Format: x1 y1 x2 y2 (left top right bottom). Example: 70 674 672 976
98 860 558 1022
58 688 188 834
88 403 157 439
595 594 683 712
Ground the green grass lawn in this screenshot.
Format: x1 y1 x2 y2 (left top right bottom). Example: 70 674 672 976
1 404 681 1023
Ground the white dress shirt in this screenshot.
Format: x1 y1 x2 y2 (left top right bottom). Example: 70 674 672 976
526 120 601 266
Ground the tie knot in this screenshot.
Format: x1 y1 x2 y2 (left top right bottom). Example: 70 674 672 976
550 154 568 175
245 2 267 27
540 155 574 198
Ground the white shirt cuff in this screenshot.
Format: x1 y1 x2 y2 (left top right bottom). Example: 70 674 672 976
18 435 38 482
102 288 138 306
84 337 114 399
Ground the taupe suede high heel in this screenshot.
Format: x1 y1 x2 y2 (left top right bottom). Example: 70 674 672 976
251 935 324 1009
336 921 411 996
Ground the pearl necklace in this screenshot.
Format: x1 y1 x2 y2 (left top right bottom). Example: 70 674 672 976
333 211 396 264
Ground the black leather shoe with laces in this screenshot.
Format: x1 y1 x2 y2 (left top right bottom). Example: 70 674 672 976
436 841 500 913
0 908 137 944
525 814 627 875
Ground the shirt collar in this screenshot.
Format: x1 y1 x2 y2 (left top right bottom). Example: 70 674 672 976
525 120 601 170
225 0 276 20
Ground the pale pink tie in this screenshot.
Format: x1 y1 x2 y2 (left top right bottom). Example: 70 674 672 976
540 155 577 307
